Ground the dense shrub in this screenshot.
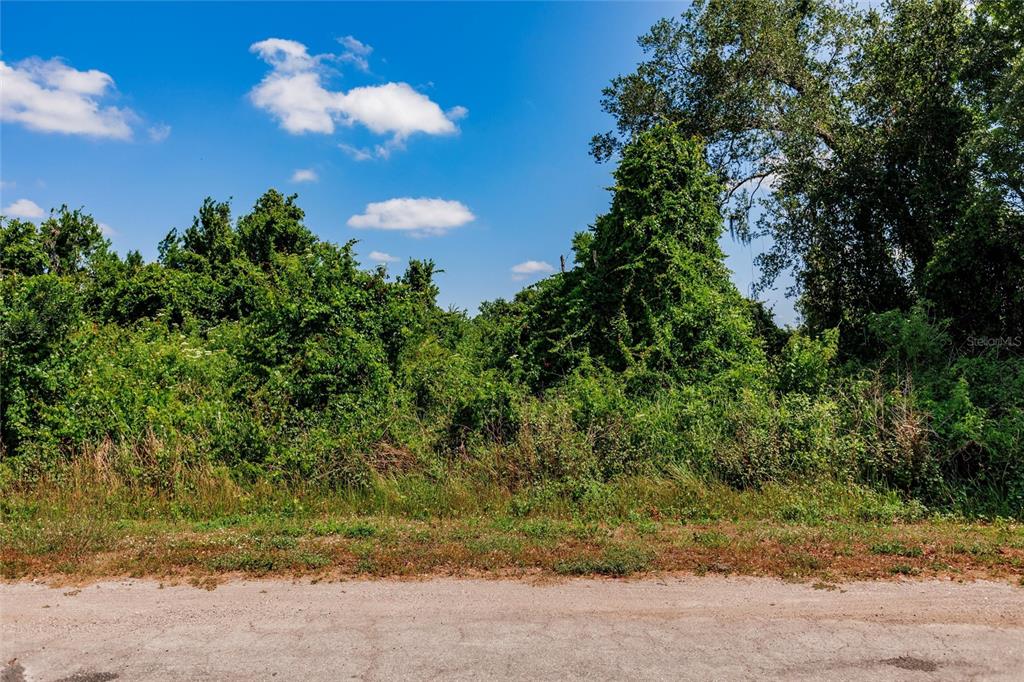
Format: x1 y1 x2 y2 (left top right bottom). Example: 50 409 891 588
1 126 1021 518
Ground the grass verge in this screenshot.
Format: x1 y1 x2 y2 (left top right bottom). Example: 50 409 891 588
2 471 1022 585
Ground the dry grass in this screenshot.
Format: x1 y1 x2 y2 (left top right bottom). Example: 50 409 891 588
3 513 1022 585
3 460 1022 585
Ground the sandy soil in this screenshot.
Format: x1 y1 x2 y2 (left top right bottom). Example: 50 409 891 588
2 576 1023 680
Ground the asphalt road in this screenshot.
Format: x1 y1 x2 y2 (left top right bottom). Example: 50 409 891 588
2 577 1022 681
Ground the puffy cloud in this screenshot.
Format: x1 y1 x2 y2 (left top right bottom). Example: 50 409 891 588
511 260 555 280
2 198 45 219
291 168 318 183
0 57 136 139
338 83 456 137
367 250 399 263
250 38 320 73
347 198 474 237
249 67 338 134
248 38 465 152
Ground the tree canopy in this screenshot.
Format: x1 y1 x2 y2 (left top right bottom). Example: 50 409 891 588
593 0 1023 346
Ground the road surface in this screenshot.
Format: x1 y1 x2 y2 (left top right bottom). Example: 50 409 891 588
2 577 1022 680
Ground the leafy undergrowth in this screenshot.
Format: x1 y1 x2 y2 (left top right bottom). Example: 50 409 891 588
3 475 1023 585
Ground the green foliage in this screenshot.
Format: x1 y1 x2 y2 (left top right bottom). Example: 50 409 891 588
236 190 315 266
776 329 839 394
2 175 1020 514
924 194 1024 343
1 274 84 458
2 10 1022 524
487 127 766 389
1 206 109 277
584 126 764 382
0 217 47 276
594 0 1023 351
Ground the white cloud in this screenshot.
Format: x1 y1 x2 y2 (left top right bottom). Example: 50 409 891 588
339 82 456 137
99 222 116 237
342 134 422 161
339 35 372 56
338 35 372 72
347 198 474 237
291 168 318 183
339 143 374 161
511 260 555 280
249 67 338 134
367 250 399 263
2 198 45 219
248 38 465 152
250 38 320 73
340 54 370 72
0 57 136 139
446 105 469 121
148 123 171 142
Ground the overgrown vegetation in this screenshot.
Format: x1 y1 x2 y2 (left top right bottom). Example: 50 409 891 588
1 0 1022 579
3 469 1023 581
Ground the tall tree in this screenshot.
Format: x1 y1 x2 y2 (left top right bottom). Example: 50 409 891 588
594 0 1022 346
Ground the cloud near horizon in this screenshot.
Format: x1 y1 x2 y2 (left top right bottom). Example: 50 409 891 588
347 198 474 237
248 38 465 157
0 57 152 140
2 198 46 219
511 260 554 280
367 250 399 263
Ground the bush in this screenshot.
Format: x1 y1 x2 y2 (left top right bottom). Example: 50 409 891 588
3 131 1022 519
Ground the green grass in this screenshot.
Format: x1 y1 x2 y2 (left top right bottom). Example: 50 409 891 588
692 530 732 549
310 520 379 538
555 546 654 577
869 541 924 558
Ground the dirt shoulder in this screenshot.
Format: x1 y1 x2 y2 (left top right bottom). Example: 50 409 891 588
3 515 1024 586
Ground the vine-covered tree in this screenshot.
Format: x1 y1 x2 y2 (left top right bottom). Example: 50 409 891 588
581 125 762 381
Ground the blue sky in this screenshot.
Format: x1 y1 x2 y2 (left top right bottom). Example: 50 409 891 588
1 1 794 323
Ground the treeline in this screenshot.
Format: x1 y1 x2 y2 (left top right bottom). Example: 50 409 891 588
1 0 1022 516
